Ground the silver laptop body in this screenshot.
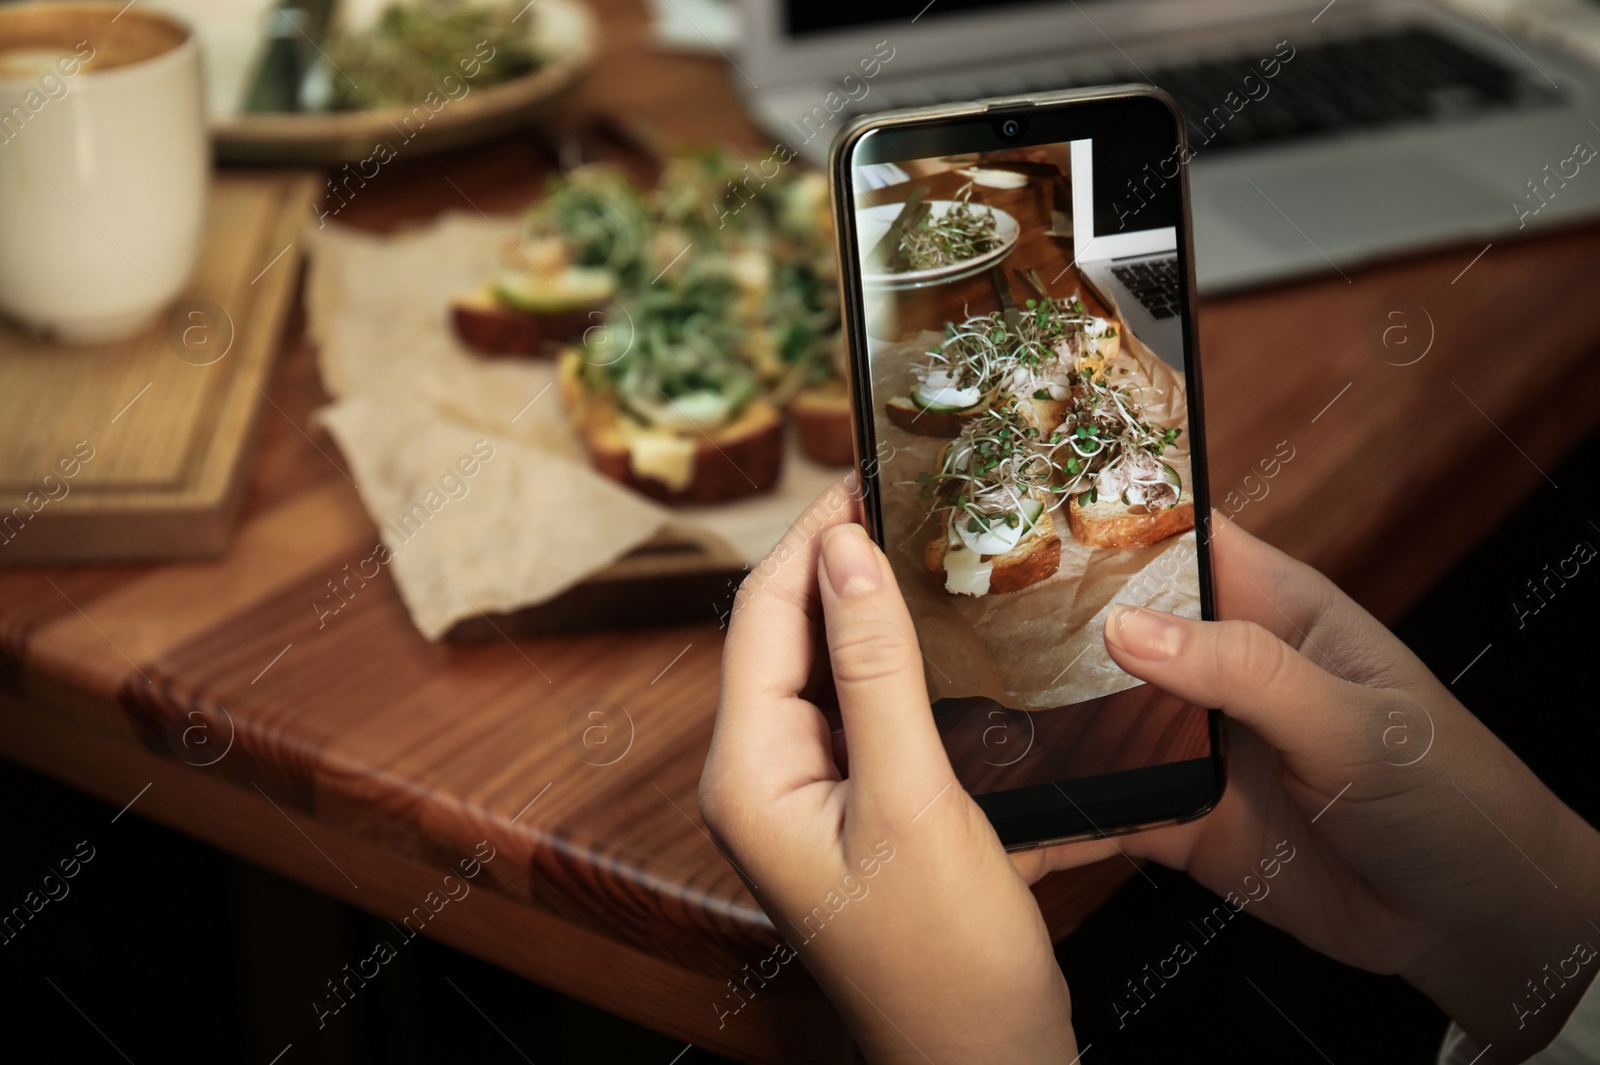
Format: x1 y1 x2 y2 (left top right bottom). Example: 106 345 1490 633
737 0 1600 293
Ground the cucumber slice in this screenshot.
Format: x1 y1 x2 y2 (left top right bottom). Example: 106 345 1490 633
911 395 981 413
955 498 1044 556
911 397 974 413
911 383 982 412
626 389 734 433
492 267 616 315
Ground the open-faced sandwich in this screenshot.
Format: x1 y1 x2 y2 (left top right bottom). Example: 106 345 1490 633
666 156 854 467
920 405 1062 596
558 263 783 504
905 295 1189 594
458 149 857 494
886 313 1009 436
887 296 1120 438
1048 366 1192 550
997 296 1118 435
1050 295 1121 382
756 259 854 466
769 174 855 466
786 342 854 465
452 165 649 357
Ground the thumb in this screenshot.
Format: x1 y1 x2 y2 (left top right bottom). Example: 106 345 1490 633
1102 604 1379 761
817 524 956 807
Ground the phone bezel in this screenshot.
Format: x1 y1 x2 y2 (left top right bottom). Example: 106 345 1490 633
827 86 1226 851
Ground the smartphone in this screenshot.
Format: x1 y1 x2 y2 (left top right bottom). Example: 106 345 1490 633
828 87 1224 850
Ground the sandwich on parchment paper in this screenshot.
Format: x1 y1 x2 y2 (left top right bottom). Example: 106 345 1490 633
901 295 1192 596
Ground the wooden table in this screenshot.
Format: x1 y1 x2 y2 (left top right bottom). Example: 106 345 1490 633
6 3 1600 1062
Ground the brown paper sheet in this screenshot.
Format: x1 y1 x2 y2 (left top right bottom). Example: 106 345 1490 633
303 214 838 639
872 325 1201 710
317 392 667 639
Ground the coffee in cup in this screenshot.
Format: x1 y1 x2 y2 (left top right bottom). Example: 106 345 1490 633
0 2 207 344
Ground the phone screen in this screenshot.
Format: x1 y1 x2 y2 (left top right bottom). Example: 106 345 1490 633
835 93 1222 846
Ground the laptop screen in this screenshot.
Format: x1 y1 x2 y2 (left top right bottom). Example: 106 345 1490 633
1078 122 1182 251
785 0 1054 37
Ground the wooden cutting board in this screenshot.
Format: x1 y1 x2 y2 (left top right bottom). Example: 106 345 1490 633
0 172 317 564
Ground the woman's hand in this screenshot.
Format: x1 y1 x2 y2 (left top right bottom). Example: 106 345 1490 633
1030 515 1600 1061
701 479 1079 1065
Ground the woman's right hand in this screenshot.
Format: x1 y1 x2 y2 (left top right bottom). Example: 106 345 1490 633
1027 516 1600 1061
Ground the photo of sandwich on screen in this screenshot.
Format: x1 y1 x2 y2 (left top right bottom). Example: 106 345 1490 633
855 133 1211 795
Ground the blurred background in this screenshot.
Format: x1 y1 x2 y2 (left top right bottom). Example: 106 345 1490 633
3 0 1600 1061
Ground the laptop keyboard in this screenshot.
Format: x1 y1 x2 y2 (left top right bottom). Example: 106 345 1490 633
1111 258 1181 320
1142 28 1558 151
871 27 1561 154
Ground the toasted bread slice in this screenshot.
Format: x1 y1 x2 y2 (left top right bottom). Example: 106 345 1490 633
1067 487 1195 550
578 397 784 505
450 287 592 357
885 395 986 437
1015 393 1069 435
1074 327 1123 378
925 491 1061 596
790 381 855 466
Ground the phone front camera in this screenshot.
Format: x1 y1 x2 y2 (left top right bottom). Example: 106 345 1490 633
1001 119 1020 138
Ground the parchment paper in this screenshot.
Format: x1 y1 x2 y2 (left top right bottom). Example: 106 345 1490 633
872 325 1200 711
303 213 838 639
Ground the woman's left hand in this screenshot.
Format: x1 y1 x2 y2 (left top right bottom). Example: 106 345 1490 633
700 479 1080 1065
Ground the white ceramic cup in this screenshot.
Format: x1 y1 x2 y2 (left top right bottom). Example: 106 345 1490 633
0 3 207 344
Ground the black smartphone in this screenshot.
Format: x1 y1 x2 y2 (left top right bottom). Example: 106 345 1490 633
828 87 1224 850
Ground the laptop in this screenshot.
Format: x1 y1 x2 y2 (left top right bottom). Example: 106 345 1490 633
735 0 1600 293
1067 137 1185 369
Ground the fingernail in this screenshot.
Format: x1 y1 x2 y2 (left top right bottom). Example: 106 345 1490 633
822 524 881 597
1105 605 1183 661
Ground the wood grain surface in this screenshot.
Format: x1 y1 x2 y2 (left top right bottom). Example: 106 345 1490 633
4 2 1600 1062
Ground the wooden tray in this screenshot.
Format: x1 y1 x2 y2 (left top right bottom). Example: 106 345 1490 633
0 172 318 564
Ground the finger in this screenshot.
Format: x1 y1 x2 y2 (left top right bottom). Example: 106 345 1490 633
1102 604 1379 761
710 479 861 795
1010 838 1125 885
1207 516 1424 688
817 523 956 804
720 477 860 711
1205 515 1328 641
